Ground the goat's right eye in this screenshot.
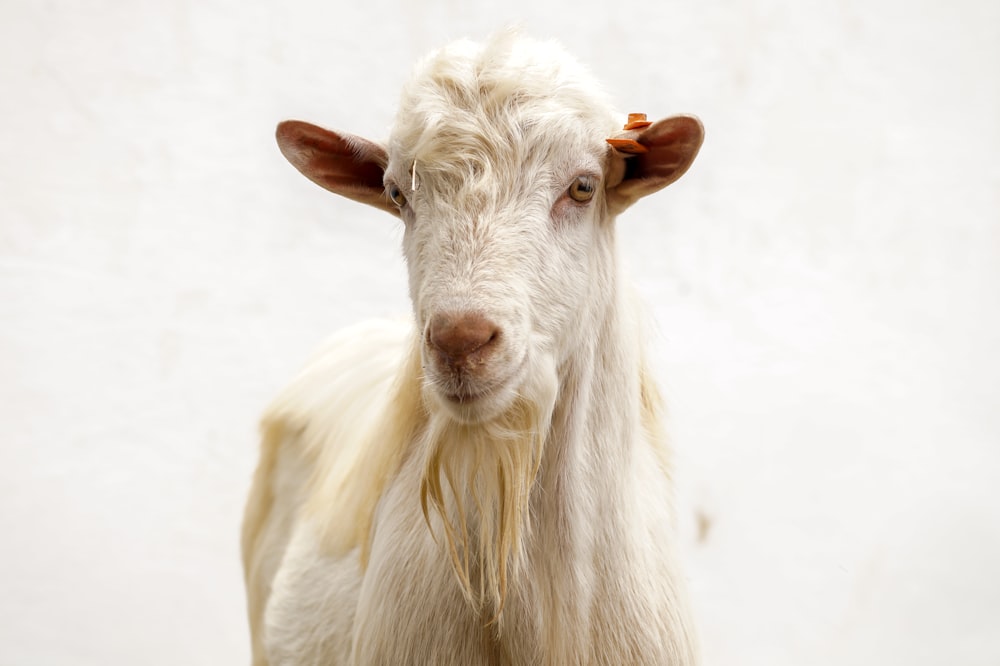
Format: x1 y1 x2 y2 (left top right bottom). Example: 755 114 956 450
388 185 407 207
568 176 596 203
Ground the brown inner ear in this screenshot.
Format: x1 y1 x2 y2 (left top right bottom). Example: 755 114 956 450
628 118 703 183
276 120 397 215
606 115 704 212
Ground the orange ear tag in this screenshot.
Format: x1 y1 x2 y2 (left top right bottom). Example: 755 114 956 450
606 138 648 154
607 113 652 153
623 113 653 130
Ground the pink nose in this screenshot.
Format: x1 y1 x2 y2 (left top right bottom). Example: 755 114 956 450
427 312 500 370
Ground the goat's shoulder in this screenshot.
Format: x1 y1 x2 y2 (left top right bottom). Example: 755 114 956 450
242 318 418 662
263 316 418 546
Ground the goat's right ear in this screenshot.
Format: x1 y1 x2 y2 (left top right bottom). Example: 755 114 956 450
275 120 397 217
605 115 704 215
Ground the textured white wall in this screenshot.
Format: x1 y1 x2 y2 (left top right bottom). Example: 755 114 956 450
2 1 998 664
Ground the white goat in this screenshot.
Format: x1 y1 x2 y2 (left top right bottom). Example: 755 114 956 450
242 33 705 665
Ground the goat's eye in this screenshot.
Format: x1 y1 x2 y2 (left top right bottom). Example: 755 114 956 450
568 176 596 203
388 184 407 207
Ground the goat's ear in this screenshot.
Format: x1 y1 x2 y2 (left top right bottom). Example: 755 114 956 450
275 120 397 216
606 115 704 213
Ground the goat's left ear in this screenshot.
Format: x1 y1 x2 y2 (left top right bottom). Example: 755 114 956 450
606 115 704 213
276 120 397 216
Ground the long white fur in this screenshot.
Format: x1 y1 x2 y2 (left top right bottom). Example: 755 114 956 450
243 32 699 665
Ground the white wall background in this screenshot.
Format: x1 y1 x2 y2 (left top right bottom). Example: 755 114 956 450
2 1 998 664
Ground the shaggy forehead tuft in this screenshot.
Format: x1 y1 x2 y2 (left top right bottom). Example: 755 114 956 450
389 34 618 186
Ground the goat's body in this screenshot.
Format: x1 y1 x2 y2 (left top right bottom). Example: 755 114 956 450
244 290 697 665
247 32 704 666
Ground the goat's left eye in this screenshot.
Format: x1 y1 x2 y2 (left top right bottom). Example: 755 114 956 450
568 176 596 203
388 184 407 207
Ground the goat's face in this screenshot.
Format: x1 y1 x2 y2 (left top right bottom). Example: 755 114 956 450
274 36 703 424
384 138 612 423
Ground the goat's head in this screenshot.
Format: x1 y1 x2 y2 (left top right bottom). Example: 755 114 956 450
276 35 703 426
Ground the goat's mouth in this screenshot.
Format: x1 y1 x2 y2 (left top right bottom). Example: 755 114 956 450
436 372 509 405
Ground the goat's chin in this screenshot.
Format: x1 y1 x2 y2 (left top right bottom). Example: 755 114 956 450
425 351 557 427
429 380 519 425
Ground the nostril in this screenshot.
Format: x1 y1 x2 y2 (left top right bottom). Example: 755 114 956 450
428 312 501 366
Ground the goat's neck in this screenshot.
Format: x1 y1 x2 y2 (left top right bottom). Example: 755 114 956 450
544 271 643 507
503 269 659 653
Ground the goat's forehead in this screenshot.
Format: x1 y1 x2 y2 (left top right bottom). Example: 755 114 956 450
388 36 618 173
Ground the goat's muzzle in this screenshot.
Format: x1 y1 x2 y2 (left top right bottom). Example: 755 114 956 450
427 312 500 375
